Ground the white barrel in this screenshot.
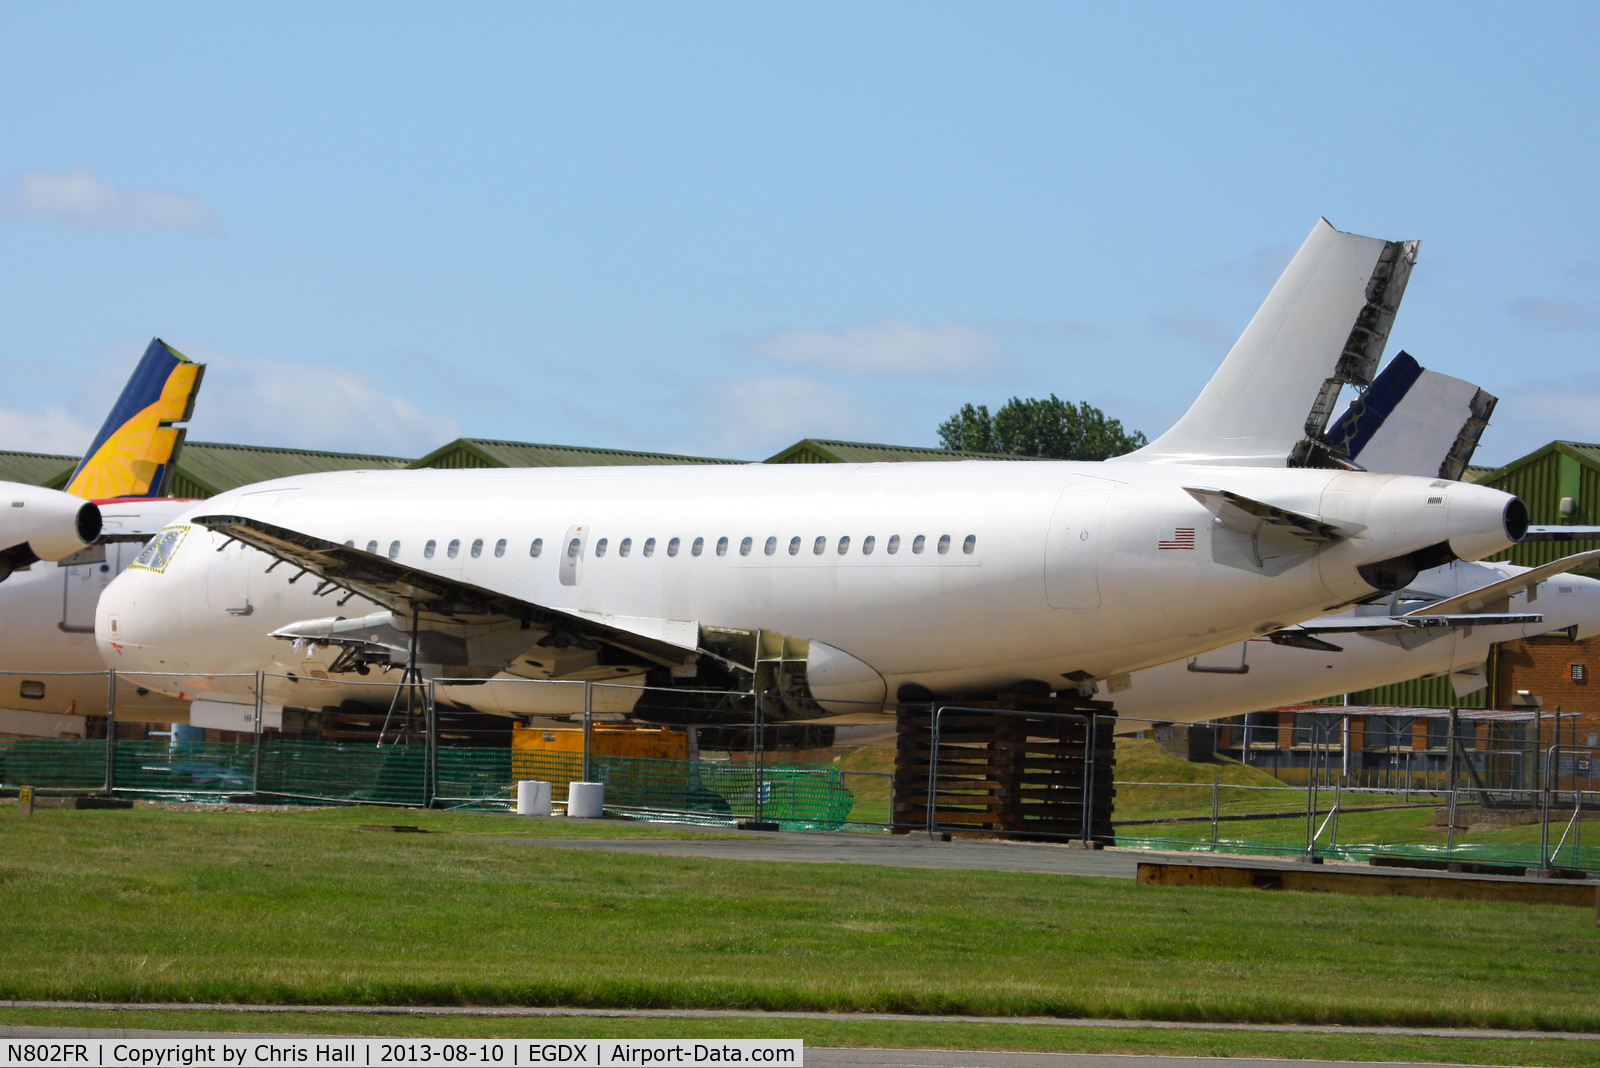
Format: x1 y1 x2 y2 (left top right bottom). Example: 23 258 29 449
515 780 552 817
567 781 605 819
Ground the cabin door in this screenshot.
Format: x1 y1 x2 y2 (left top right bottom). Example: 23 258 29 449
1044 481 1116 609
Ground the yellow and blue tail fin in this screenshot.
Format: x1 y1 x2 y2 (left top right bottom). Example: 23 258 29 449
65 337 205 500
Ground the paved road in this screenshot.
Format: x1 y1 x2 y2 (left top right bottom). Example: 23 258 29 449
0 1031 1529 1068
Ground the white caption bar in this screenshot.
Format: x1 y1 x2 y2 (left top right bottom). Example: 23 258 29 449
2 1041 802 1068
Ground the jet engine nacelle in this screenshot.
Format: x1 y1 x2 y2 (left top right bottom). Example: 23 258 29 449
0 483 102 580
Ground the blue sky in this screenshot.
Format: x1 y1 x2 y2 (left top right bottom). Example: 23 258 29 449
1 4 1596 466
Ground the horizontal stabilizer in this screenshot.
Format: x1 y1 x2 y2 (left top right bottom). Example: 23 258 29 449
1406 549 1600 615
1524 525 1600 542
1120 218 1418 467
1184 486 1348 545
1324 351 1497 479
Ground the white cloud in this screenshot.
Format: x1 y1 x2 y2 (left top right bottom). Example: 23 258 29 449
737 318 1006 380
0 407 95 454
1 167 219 234
1153 309 1234 354
1506 296 1600 330
184 353 459 457
685 376 879 456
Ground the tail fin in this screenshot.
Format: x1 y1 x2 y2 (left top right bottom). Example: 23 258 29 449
1324 351 1496 480
1117 218 1418 467
65 337 205 499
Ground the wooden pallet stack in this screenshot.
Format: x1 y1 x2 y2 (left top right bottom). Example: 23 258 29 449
893 694 1117 842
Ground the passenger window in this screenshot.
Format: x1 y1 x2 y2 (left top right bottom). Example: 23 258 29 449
716 536 729 557
692 537 704 557
764 536 777 556
424 539 437 559
343 540 354 548
813 536 826 555
620 538 632 557
937 534 950 555
531 538 544 557
669 537 681 557
494 538 506 558
887 535 900 554
838 536 851 554
388 541 401 560
471 538 484 559
913 535 926 554
365 540 378 554
447 539 461 559
595 538 609 557
644 537 656 557
566 538 580 558
963 534 976 554
789 536 801 556
739 536 753 556
862 535 875 555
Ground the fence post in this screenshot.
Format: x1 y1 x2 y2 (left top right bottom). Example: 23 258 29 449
252 671 264 797
425 679 438 809
754 692 766 826
1540 746 1554 874
581 681 593 783
924 704 941 835
1210 775 1219 846
103 670 117 794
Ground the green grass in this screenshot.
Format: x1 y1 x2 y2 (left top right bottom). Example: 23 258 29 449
2 805 1599 1032
2 1009 1597 1068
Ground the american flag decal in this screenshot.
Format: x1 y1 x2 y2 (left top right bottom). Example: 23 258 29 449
1158 527 1196 550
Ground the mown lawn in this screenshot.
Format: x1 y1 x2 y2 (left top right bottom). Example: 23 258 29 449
1 804 1597 1031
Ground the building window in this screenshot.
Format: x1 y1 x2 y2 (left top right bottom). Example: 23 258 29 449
1572 663 1587 683
470 539 484 559
764 536 777 556
1294 711 1342 747
530 538 543 557
644 537 656 557
963 534 976 554
668 537 681 557
424 540 437 559
937 534 951 555
887 535 900 554
692 537 704 557
739 536 753 556
619 538 632 557
1365 715 1414 750
594 538 608 558
494 539 506 558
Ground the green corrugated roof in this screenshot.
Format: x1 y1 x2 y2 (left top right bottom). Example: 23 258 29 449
171 441 412 497
0 451 76 487
409 438 740 469
764 439 1034 464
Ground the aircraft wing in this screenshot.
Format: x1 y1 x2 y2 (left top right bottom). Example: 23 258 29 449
1404 549 1600 615
191 513 704 677
1118 219 1418 468
1523 526 1600 542
1276 613 1543 634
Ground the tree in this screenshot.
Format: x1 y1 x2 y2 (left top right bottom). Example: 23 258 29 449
937 395 1147 460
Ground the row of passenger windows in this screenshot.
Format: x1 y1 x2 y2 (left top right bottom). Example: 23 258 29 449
588 533 976 558
344 533 978 562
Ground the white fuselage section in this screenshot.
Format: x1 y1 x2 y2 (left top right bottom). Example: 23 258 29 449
95 460 1521 714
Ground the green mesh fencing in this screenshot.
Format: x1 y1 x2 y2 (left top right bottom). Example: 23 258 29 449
0 739 856 829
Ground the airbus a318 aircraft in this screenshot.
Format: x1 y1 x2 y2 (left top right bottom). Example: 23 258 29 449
0 338 202 736
95 220 1531 728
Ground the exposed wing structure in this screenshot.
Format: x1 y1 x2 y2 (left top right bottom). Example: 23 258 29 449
1119 218 1418 468
1406 549 1600 615
192 514 704 683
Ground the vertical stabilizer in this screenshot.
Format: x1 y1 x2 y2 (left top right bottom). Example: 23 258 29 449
1118 219 1418 467
1324 351 1497 480
65 338 205 499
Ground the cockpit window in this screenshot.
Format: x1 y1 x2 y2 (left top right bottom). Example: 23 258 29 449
131 526 189 573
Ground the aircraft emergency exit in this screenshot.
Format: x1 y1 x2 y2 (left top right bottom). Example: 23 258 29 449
94 220 1531 724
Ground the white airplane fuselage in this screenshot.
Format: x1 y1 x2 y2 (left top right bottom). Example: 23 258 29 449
95 460 1523 714
1113 558 1600 727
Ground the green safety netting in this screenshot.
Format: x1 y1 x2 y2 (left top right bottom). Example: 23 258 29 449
1114 831 1600 872
0 739 856 830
